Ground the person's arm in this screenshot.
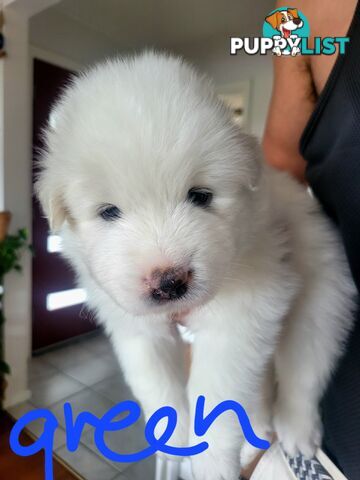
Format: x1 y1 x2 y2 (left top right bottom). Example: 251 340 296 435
262 2 316 182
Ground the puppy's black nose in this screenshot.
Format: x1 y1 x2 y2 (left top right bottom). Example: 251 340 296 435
293 17 301 25
151 270 189 301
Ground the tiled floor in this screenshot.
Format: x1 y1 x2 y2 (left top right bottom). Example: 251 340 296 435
8 332 156 480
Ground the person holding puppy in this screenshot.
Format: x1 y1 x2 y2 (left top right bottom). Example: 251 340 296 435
264 1 360 478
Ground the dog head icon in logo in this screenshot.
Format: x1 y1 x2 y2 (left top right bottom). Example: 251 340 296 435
263 7 309 56
265 8 303 38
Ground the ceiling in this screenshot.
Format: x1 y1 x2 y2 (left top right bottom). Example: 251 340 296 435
50 0 273 49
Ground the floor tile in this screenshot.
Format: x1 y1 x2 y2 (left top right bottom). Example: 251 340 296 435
50 388 114 433
55 443 118 480
60 356 120 386
100 348 121 370
91 374 134 404
29 357 59 381
8 401 35 420
114 456 156 479
81 414 148 473
102 347 118 362
28 421 67 450
30 371 85 407
42 343 96 371
82 333 112 355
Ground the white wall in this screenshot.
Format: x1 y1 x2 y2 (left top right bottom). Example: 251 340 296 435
179 36 273 138
30 7 120 66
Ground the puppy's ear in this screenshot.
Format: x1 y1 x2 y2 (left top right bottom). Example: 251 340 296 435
35 174 67 232
265 11 280 29
288 8 299 19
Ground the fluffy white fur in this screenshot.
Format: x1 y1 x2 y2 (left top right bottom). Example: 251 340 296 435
36 52 355 480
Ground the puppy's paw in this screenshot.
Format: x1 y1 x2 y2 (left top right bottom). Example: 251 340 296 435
191 450 240 480
274 404 322 458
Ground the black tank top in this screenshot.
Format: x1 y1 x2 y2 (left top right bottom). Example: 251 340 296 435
300 3 360 478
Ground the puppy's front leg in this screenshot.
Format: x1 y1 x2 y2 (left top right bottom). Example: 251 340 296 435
187 301 279 480
110 323 189 453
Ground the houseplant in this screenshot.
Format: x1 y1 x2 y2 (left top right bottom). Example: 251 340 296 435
0 211 30 406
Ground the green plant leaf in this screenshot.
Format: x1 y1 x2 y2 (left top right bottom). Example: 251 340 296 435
0 228 31 276
18 228 28 240
0 360 11 375
0 227 30 376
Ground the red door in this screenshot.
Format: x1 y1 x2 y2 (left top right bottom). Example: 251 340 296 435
32 58 97 352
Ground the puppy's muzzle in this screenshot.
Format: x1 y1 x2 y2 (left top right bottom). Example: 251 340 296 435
150 268 191 302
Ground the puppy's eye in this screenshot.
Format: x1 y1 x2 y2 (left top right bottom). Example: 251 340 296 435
187 188 213 208
98 204 122 221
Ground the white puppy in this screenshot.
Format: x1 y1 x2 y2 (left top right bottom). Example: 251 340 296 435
36 52 355 480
